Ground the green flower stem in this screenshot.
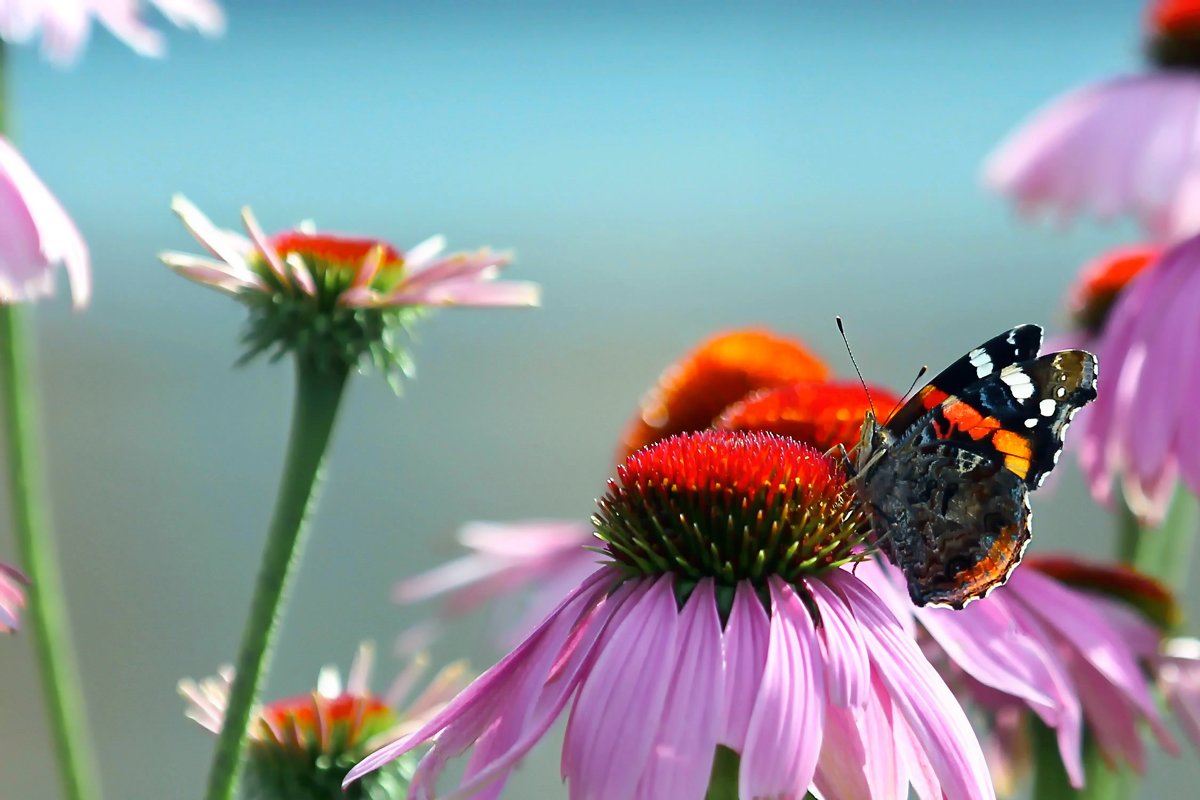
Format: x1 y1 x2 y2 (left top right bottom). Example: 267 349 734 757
0 307 102 800
1115 499 1140 565
203 358 350 800
1032 722 1134 800
1132 488 1198 594
705 746 740 800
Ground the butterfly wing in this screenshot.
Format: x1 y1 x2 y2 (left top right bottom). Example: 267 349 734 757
885 324 1043 435
913 350 1098 488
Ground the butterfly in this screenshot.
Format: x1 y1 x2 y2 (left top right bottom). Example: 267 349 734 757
852 324 1098 608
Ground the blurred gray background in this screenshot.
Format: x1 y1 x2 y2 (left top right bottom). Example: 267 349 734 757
0 0 1196 797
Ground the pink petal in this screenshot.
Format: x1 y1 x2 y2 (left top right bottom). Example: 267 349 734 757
240 206 289 285
718 581 770 753
739 578 824 800
401 248 509 293
632 580 723 800
169 195 249 276
831 571 995 800
402 235 447 270
812 703 871 800
562 576 679 800
383 279 541 308
807 576 869 708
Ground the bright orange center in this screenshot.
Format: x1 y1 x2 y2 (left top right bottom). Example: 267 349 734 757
256 691 393 750
618 329 828 461
1070 246 1159 334
267 232 404 270
1151 0 1200 35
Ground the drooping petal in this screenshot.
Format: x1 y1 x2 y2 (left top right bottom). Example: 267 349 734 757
562 576 680 800
812 703 870 800
632 580 723 800
831 571 995 800
740 578 825 800
807 576 869 708
382 279 542 308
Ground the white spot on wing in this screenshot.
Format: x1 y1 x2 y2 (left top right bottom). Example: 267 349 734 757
1024 418 1037 428
969 347 993 379
1000 366 1035 401
1039 398 1056 417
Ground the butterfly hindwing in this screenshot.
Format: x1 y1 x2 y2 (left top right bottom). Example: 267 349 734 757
885 324 1044 435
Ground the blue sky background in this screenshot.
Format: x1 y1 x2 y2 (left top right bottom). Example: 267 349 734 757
0 1 1195 797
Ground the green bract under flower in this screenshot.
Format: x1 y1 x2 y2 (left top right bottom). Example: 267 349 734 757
161 196 540 384
594 430 871 607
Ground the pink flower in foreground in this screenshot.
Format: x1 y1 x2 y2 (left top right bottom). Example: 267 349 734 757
1 561 28 633
351 431 995 799
180 642 467 799
984 6 1200 242
0 0 224 65
0 136 89 308
863 555 1187 790
1074 233 1200 522
161 196 539 377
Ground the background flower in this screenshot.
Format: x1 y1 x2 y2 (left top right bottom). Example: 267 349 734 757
0 0 224 64
0 561 28 633
0 136 89 308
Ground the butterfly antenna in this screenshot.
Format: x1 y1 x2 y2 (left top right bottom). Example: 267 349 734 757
883 365 929 423
836 316 876 418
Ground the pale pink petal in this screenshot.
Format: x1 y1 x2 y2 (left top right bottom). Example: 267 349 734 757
832 571 994 800
402 235 447 270
812 703 870 800
632 580 723 800
382 279 542 308
401 249 509 292
149 0 225 35
0 137 91 308
562 576 679 800
739 578 824 799
240 207 289 284
170 195 250 275
351 244 386 290
808 577 869 708
1160 639 1200 751
718 580 770 753
284 254 317 296
0 562 28 633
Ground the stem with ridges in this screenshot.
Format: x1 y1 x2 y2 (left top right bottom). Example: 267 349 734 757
0 40 103 800
202 357 349 800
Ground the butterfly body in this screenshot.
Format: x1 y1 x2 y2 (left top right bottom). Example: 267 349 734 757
854 325 1098 608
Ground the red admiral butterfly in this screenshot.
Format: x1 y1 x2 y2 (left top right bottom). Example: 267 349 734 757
853 325 1098 608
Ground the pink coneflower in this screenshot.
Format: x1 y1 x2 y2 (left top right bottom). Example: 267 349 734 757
352 431 995 799
1158 637 1200 750
862 555 1186 790
180 643 467 800
161 196 539 377
0 561 28 633
984 1 1200 241
0 0 224 64
1072 234 1200 522
0 136 89 308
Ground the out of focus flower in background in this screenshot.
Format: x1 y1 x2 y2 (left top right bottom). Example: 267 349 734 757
0 136 89 308
985 0 1200 241
0 561 28 633
161 196 539 381
0 0 224 64
350 431 995 800
179 643 467 800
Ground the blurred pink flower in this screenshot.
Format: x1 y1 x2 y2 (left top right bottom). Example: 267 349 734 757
1075 233 1200 522
0 136 89 308
0 0 224 65
351 431 995 799
1 561 28 633
985 74 1200 242
161 195 540 310
1158 637 1200 751
862 556 1185 789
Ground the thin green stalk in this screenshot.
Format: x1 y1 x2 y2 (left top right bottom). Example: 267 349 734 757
0 304 102 800
705 746 740 800
1115 499 1140 565
202 358 350 800
1132 488 1198 594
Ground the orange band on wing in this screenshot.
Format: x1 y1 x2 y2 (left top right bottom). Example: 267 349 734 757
918 385 951 411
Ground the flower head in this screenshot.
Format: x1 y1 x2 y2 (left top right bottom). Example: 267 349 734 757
0 0 224 65
715 380 900 453
618 329 828 460
1074 232 1200 522
0 137 89 308
1067 246 1161 339
860 555 1187 790
353 431 994 800
161 196 539 380
0 561 28 633
180 643 467 800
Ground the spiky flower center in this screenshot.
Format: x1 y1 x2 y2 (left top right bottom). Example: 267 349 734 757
594 430 870 597
1070 247 1157 335
619 330 828 460
249 232 406 301
245 691 408 800
716 380 900 453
